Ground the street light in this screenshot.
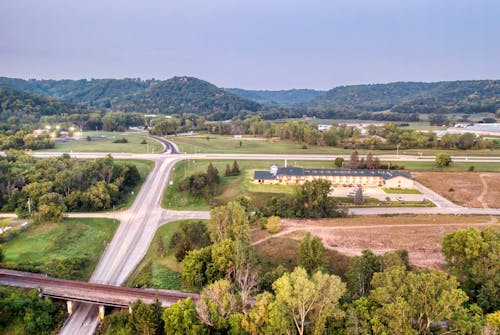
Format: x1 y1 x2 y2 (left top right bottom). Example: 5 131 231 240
396 144 401 157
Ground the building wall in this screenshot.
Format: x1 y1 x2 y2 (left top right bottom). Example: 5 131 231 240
255 174 414 188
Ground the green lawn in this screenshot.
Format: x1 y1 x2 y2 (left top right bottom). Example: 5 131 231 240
163 159 500 211
41 131 163 153
0 218 118 281
126 220 207 290
114 159 154 210
382 188 422 194
170 135 500 156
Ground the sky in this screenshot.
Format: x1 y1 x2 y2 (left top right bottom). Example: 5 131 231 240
0 0 499 90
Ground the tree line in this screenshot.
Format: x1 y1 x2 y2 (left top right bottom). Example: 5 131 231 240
0 153 140 221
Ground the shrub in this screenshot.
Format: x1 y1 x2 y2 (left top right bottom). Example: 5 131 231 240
266 216 281 234
448 187 455 192
468 165 475 171
140 139 147 144
112 137 128 143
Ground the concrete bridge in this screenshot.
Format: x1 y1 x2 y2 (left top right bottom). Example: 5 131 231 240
0 269 198 319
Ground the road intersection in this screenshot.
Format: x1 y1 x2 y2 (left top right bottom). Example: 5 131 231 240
3 149 498 334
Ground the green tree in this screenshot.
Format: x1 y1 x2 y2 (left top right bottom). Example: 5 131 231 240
162 298 205 335
294 179 339 218
334 157 344 168
298 232 326 275
273 267 346 335
370 267 469 335
231 160 240 176
195 279 239 333
208 201 250 243
442 227 500 312
206 163 220 185
225 164 232 177
129 300 163 335
345 249 383 298
0 247 4 263
435 153 452 167
181 246 212 290
37 192 67 222
266 216 281 234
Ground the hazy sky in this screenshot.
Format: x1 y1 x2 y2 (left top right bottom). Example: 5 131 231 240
1 0 499 89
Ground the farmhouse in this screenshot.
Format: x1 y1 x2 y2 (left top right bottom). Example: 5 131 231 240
253 165 414 189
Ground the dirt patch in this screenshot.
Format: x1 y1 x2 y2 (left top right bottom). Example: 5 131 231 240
413 172 500 208
252 215 499 269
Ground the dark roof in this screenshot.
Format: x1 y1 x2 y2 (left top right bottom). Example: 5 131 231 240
253 168 412 180
277 167 305 176
254 171 276 180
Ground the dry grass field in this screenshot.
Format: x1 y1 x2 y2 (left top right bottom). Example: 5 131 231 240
252 215 500 269
414 172 500 208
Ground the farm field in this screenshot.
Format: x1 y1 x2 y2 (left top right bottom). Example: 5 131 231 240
126 219 207 290
0 218 118 281
41 131 163 153
170 134 500 156
414 172 500 208
252 215 500 269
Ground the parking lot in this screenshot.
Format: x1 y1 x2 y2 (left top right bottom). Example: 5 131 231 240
330 187 426 202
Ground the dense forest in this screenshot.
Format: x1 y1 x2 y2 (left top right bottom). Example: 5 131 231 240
225 88 324 106
1 77 498 124
306 80 500 120
0 76 260 121
0 153 140 218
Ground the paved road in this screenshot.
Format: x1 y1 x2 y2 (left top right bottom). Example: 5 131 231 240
29 151 500 162
60 156 183 334
6 150 497 334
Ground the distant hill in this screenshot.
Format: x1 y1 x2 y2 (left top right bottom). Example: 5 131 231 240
0 86 85 124
1 77 498 122
224 88 324 105
307 80 500 118
0 76 261 120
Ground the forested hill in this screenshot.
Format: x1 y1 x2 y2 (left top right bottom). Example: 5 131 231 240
0 86 85 124
224 88 324 105
307 80 500 117
118 77 261 119
0 76 261 120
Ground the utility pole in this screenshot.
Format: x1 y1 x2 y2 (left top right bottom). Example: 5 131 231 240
396 144 400 157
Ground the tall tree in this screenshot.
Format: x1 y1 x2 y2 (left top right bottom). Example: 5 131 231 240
345 249 383 298
349 150 360 169
298 232 326 275
162 298 205 335
442 227 500 312
273 267 346 335
208 201 250 244
370 267 469 335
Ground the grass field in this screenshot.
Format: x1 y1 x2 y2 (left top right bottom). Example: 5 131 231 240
0 218 118 280
170 135 500 156
382 188 422 194
414 172 500 208
42 131 163 153
163 159 500 210
126 220 207 290
114 159 154 210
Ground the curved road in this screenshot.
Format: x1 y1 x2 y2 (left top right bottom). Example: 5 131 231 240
12 147 498 334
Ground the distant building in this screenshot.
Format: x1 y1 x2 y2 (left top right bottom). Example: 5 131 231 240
317 124 332 132
253 166 414 189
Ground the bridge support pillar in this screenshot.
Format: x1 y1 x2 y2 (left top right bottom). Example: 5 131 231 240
66 301 74 315
98 305 105 321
